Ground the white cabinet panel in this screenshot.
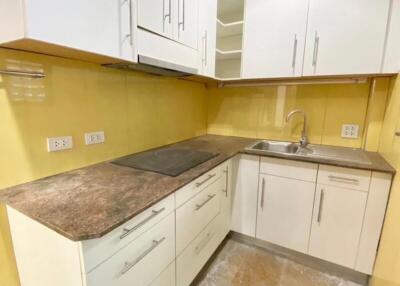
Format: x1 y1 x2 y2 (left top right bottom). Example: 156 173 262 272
86 213 175 286
176 176 222 255
231 154 260 237
242 0 309 78
137 0 173 38
149 262 176 286
260 157 317 182
24 0 125 59
356 172 392 274
382 0 400 73
256 175 316 254
175 0 199 48
198 0 217 77
220 160 233 238
317 165 371 192
303 0 390 76
309 185 367 269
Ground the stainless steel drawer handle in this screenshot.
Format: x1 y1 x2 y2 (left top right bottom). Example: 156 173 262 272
195 194 216 211
317 189 325 223
328 175 359 183
260 177 266 209
120 237 166 275
195 232 214 254
195 173 216 188
120 207 166 239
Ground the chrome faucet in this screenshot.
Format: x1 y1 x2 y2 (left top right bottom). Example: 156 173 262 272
286 109 308 147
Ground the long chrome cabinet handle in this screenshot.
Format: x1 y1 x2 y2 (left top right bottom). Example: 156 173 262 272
163 0 171 30
312 32 320 67
195 173 216 187
178 0 185 30
120 207 166 239
223 166 228 197
195 194 216 211
317 189 324 223
328 175 359 183
260 177 266 209
195 232 214 254
120 237 166 275
204 31 208 66
128 0 133 45
291 34 298 70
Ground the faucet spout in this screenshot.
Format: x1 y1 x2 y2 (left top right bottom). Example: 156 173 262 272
286 109 308 147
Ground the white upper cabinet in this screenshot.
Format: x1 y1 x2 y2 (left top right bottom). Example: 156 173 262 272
382 0 400 73
303 0 391 76
198 0 217 77
175 0 199 49
137 0 174 39
0 0 137 63
242 0 309 79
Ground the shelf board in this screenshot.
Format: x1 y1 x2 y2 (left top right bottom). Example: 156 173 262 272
217 19 244 38
216 49 242 60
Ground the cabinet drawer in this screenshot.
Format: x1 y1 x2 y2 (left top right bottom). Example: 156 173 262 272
260 157 318 182
317 165 371 192
86 213 175 286
149 262 175 286
82 194 175 273
176 176 223 255
176 163 224 208
176 214 224 286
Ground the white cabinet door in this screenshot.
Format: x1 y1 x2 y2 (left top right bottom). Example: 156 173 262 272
137 0 173 39
256 175 315 254
231 154 260 237
198 0 217 77
382 0 400 73
175 0 198 48
242 0 309 79
23 0 132 60
303 0 390 76
309 185 368 269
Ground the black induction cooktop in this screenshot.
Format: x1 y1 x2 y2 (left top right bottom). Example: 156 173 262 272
112 148 219 177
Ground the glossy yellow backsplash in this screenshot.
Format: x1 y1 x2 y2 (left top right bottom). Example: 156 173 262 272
207 81 383 148
371 75 400 286
0 48 207 286
0 46 395 286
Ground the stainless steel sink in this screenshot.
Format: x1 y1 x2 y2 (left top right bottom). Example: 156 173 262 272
245 140 372 165
249 141 301 155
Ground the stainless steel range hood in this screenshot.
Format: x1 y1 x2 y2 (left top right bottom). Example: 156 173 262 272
104 55 198 77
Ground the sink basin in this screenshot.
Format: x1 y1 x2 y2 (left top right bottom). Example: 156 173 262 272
248 140 301 155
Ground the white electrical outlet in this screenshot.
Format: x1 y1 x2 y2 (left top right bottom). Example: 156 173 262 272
341 124 359 139
47 136 73 152
85 131 105 145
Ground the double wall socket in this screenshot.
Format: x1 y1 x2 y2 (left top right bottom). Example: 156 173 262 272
341 124 359 139
85 131 105 145
47 136 73 152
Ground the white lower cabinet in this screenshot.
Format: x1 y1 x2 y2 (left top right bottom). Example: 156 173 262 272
231 154 260 237
86 212 175 286
149 262 176 286
256 174 316 254
176 213 225 286
308 184 368 269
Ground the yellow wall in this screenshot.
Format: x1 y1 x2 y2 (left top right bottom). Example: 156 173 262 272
207 82 376 148
0 48 207 286
0 46 394 286
371 75 400 286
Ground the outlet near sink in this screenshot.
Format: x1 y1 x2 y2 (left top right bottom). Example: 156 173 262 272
47 136 73 152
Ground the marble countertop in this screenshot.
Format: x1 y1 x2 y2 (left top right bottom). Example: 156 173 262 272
0 135 395 241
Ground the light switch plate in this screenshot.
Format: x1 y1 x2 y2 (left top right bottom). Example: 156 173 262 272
85 131 105 145
341 124 359 139
47 136 73 152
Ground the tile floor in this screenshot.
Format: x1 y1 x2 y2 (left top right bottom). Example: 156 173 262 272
194 239 364 286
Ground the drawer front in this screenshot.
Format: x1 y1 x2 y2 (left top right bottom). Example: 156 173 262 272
260 157 318 182
176 176 223 255
176 163 224 208
149 262 175 286
176 213 224 286
86 213 175 286
82 194 175 273
317 165 371 192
